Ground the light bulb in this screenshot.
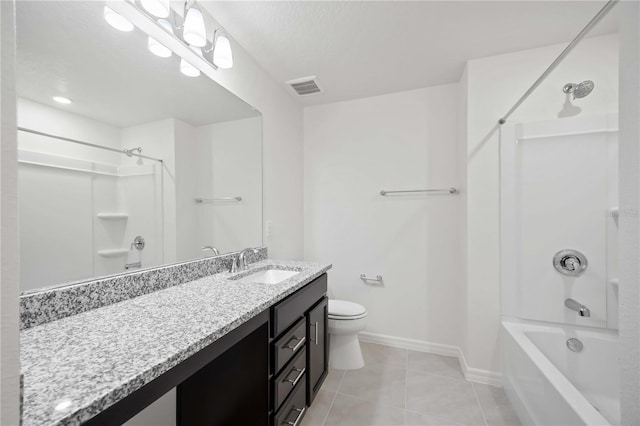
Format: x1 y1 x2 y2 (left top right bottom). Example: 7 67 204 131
182 6 206 47
158 18 173 34
148 36 171 57
104 6 134 32
180 58 200 77
140 0 169 18
148 19 173 57
213 31 233 69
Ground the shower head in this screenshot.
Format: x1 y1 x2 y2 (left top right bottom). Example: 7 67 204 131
562 80 594 99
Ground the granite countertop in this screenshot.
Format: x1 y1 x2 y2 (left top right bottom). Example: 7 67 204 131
20 260 332 426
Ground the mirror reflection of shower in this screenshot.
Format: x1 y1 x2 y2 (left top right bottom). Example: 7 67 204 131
16 123 165 291
558 80 595 118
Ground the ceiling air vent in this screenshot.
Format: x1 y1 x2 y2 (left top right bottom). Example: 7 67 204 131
286 76 324 96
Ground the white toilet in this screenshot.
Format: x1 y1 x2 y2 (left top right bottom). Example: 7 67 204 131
328 299 368 370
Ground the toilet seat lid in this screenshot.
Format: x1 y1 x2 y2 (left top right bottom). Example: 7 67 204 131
328 299 367 318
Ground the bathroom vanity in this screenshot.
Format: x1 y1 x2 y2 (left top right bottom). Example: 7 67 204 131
19 254 331 426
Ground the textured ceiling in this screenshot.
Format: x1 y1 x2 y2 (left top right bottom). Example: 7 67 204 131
16 1 258 128
202 1 620 106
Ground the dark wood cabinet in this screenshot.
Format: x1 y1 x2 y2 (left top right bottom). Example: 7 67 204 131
307 297 328 404
270 274 328 425
177 323 269 426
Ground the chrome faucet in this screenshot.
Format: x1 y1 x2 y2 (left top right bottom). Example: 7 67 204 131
232 248 259 272
565 298 591 317
202 246 220 257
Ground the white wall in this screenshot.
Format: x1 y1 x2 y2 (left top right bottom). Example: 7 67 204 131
0 0 20 422
463 34 619 374
618 2 640 423
195 117 262 255
304 84 463 348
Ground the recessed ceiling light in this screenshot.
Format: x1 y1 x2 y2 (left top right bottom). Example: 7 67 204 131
52 96 72 105
104 6 134 32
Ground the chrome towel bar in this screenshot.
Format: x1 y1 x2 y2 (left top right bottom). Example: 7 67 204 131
195 196 242 203
360 274 383 282
380 187 457 196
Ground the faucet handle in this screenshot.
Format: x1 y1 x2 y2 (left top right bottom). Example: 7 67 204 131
230 257 239 273
238 248 260 270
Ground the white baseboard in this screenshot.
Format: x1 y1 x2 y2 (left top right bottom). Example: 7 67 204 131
358 331 502 387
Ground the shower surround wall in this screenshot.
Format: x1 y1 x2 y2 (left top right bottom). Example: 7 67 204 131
500 114 618 329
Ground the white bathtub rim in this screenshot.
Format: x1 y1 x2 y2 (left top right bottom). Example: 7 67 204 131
502 317 615 425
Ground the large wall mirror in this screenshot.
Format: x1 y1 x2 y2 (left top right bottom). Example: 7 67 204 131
16 1 263 292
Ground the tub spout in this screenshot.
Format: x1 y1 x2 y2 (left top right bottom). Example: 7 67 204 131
565 298 591 317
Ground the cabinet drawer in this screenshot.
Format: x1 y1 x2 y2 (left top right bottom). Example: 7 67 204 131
273 347 306 411
273 318 306 374
273 376 307 426
271 274 327 337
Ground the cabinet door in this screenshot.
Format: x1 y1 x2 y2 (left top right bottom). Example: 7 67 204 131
306 297 328 404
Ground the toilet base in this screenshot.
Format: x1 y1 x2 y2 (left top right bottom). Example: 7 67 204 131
329 333 364 370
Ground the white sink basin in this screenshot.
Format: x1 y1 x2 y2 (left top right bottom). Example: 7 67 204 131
239 269 299 284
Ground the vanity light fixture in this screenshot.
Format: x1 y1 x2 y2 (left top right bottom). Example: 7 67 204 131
52 96 72 105
182 3 207 47
103 6 134 32
140 0 169 18
111 0 235 71
148 19 173 57
180 58 200 77
212 28 233 69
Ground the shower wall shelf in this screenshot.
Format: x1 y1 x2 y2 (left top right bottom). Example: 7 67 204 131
97 249 129 258
97 213 129 220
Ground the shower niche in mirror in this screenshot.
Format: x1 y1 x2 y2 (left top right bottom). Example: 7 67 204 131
16 1 262 292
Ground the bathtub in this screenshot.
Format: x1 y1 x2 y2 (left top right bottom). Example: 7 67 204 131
501 318 619 425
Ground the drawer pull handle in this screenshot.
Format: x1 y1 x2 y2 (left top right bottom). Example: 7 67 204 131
285 336 306 352
284 406 306 426
314 321 318 344
285 367 306 387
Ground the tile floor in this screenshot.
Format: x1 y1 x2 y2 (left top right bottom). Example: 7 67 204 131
301 342 521 426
